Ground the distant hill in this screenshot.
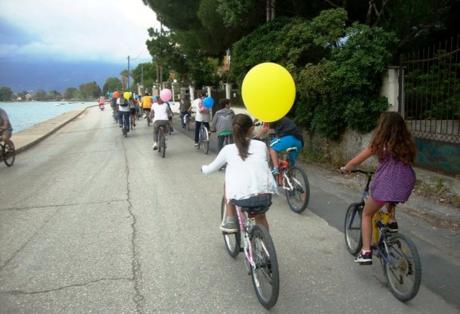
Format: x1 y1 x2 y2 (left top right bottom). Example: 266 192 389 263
0 59 125 92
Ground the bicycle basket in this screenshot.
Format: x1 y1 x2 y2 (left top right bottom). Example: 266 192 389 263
232 194 272 214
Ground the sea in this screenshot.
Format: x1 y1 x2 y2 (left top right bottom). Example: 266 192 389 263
0 101 95 132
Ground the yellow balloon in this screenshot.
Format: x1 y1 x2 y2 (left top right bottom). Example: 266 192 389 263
123 91 132 100
241 62 296 122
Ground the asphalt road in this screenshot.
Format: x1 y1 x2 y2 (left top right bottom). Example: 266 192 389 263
0 108 458 313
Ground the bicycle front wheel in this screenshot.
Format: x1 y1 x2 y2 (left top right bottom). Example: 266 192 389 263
220 197 240 257
344 203 362 255
285 166 310 213
250 224 279 309
199 126 209 154
384 233 422 302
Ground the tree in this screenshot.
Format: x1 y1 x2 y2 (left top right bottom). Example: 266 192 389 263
64 87 80 100
79 81 101 99
102 77 122 95
48 90 62 100
0 86 13 101
34 90 48 101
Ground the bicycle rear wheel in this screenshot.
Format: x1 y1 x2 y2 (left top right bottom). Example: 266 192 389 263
161 129 166 158
384 233 422 302
250 224 279 309
220 197 240 257
2 142 15 167
285 166 310 213
344 203 362 255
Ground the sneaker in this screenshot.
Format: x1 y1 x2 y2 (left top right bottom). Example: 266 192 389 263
152 142 158 150
194 143 199 148
271 167 280 176
220 217 238 233
388 221 399 233
354 250 372 265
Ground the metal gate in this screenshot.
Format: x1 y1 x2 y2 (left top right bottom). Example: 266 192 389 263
400 35 460 173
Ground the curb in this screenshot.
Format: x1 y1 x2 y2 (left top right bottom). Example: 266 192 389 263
14 105 96 154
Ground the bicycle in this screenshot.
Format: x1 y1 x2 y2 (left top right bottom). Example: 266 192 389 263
344 170 422 302
156 125 167 158
274 148 310 214
220 195 279 309
197 124 210 154
0 139 15 167
183 112 192 131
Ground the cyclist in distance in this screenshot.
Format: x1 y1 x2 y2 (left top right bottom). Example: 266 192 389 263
201 114 277 232
141 92 153 118
0 107 14 148
211 98 235 152
150 97 172 150
192 91 210 147
179 92 191 129
263 117 304 175
340 112 416 265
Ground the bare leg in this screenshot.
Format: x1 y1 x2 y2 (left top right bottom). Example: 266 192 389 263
269 148 279 168
361 197 384 251
255 214 269 230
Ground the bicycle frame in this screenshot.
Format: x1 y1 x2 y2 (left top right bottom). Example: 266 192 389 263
224 202 258 271
350 171 396 265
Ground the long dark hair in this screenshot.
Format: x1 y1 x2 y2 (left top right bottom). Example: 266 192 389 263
233 114 253 160
370 112 416 164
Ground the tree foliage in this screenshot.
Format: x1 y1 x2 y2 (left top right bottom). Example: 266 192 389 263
0 86 13 101
79 81 101 99
64 87 80 100
102 77 122 94
231 9 396 139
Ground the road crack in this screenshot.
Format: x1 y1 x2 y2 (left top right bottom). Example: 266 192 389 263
122 143 145 314
1 277 132 295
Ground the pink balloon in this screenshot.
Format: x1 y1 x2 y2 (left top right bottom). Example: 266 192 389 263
160 89 172 102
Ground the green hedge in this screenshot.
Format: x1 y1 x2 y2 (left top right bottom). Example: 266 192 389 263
230 9 397 140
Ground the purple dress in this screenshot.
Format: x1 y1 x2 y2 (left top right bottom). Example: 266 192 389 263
370 155 416 203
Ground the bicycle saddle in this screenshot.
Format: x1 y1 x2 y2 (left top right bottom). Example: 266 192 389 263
231 194 272 214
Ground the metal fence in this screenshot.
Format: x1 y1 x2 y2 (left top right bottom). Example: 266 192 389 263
400 35 460 144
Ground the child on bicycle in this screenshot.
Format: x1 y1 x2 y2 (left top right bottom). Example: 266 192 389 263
150 97 172 150
341 111 416 265
202 114 277 232
264 117 304 175
210 98 235 152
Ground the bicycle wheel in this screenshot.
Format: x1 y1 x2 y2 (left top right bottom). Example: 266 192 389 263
250 224 279 309
199 126 209 154
285 166 310 213
2 142 15 167
344 203 363 255
384 233 422 302
157 128 163 155
220 197 240 257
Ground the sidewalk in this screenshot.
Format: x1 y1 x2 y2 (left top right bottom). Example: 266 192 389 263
12 107 93 154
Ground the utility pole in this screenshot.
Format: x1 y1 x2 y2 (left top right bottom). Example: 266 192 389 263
127 55 130 90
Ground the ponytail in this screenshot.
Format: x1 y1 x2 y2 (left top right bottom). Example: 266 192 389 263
232 114 253 160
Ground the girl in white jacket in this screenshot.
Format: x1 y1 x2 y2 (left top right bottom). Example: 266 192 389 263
202 114 277 232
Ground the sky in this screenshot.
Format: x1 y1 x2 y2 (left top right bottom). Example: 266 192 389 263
0 0 160 64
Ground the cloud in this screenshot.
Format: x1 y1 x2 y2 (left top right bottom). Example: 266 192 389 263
0 0 160 63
